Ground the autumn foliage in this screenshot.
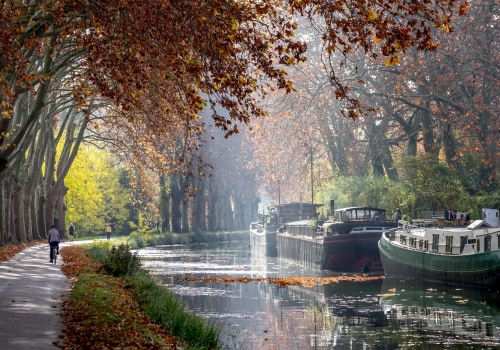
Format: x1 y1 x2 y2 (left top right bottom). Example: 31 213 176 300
178 274 384 289
59 245 178 349
0 0 465 155
0 242 43 262
0 0 471 244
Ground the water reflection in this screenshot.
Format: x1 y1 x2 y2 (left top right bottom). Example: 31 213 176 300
137 239 500 349
380 278 500 348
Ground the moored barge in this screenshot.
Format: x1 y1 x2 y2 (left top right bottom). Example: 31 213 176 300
277 205 398 272
320 207 398 272
378 208 500 288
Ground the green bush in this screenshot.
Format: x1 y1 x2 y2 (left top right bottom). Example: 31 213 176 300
103 244 141 277
86 241 112 264
147 234 159 247
128 231 147 249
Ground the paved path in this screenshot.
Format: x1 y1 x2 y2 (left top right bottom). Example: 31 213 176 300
0 240 100 349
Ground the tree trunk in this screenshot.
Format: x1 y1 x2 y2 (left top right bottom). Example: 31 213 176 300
159 175 171 232
170 173 182 233
9 180 23 243
191 180 206 232
220 190 234 231
0 176 13 244
419 104 438 158
181 192 189 233
207 179 217 231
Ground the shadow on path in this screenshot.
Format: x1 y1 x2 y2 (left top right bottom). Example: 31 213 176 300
0 240 101 349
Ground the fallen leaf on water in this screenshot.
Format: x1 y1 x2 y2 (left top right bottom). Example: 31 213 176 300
176 275 384 288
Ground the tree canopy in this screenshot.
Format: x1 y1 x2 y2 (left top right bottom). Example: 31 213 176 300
0 0 477 243
251 0 498 210
1 0 465 168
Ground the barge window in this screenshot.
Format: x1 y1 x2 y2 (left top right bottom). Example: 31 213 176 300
485 236 491 252
410 237 416 248
432 234 439 252
445 236 453 254
345 211 352 220
400 235 407 245
460 236 467 253
467 238 477 252
424 241 429 250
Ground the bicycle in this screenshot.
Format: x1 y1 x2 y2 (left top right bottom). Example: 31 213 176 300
50 242 59 264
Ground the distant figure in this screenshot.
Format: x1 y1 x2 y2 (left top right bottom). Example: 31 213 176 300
106 224 112 240
392 208 402 221
47 225 60 263
69 223 75 241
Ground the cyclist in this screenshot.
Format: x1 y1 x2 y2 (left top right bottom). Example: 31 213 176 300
47 225 60 263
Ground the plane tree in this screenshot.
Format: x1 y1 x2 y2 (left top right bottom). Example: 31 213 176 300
0 0 467 241
250 1 498 208
362 0 499 194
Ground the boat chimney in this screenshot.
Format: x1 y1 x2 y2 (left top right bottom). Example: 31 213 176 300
482 208 499 228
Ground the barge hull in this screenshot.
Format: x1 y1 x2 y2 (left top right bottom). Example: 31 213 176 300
321 232 383 272
277 234 323 267
378 233 500 288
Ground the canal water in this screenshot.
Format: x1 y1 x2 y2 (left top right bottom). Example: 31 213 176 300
137 237 500 349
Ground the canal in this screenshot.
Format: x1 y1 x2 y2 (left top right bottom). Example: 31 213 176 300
137 237 500 349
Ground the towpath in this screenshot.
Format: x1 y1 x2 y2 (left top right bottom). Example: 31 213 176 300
0 240 98 349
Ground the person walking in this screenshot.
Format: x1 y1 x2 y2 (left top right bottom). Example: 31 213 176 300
105 224 111 240
69 223 75 241
392 208 402 221
47 225 60 263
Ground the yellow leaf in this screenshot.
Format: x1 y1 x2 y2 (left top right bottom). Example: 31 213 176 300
441 23 451 33
231 19 238 31
385 56 400 66
367 9 377 21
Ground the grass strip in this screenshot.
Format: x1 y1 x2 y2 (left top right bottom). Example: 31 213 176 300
60 243 220 350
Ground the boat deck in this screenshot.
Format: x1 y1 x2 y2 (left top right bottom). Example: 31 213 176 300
387 223 500 256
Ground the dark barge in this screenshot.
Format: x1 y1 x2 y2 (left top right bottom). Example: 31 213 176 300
277 206 398 273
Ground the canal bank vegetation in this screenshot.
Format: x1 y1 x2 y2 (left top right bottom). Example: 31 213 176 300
59 242 221 350
126 228 248 250
315 156 500 221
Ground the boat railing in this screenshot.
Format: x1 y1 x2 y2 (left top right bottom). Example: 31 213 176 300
411 210 473 228
411 218 436 227
397 220 423 231
385 227 399 241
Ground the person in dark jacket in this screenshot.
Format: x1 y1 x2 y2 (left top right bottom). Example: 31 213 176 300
392 208 402 221
47 225 60 263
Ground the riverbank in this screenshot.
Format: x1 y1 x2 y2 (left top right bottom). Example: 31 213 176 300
59 244 180 349
0 240 221 350
126 230 249 249
60 242 220 349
